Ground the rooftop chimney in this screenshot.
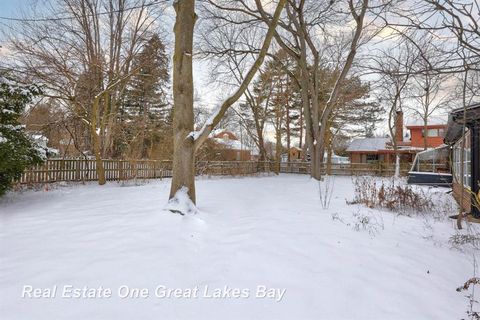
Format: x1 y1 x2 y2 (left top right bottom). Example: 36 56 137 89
395 111 404 143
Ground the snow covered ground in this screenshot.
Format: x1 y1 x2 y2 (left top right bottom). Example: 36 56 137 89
0 174 477 319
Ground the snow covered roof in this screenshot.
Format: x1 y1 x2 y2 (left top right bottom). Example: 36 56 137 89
405 115 448 127
210 130 254 151
346 138 389 152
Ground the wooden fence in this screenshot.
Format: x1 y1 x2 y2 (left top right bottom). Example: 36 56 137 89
18 159 410 184
17 159 274 184
279 162 411 176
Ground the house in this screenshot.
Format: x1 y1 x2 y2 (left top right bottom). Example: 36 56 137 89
280 147 304 162
208 130 252 161
444 104 480 218
346 111 447 164
346 137 393 163
405 117 447 148
289 147 303 161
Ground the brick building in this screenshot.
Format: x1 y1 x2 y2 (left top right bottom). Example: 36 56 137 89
346 112 447 164
208 131 252 161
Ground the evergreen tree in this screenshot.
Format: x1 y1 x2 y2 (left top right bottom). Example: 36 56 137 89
0 76 44 196
119 34 170 158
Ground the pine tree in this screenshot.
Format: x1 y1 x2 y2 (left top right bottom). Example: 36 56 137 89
120 34 170 158
0 76 44 196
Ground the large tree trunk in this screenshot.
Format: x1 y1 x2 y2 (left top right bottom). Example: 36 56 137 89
169 0 196 203
326 128 332 175
91 98 106 185
286 98 291 162
394 153 401 178
251 100 268 161
299 106 303 149
169 0 286 206
257 132 267 161
275 123 281 174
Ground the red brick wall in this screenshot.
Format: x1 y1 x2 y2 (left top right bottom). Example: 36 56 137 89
350 153 362 163
408 125 447 148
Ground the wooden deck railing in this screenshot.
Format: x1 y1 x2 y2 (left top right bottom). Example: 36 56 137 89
18 159 410 184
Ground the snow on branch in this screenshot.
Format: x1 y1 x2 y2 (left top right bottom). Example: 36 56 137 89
187 105 221 142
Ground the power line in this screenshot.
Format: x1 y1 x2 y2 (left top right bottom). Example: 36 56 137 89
0 0 165 23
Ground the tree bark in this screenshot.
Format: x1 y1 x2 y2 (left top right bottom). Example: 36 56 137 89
169 0 197 203
91 98 106 185
169 0 287 206
286 92 291 162
395 154 401 178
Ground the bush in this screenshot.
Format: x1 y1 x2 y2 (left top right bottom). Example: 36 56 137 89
0 77 44 196
348 176 435 215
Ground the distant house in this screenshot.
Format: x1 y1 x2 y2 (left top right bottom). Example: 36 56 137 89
346 137 392 163
280 147 303 162
289 146 302 161
346 111 447 164
405 118 447 149
209 131 252 161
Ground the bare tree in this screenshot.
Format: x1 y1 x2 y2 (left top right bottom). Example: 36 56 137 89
6 0 164 184
198 21 271 161
169 0 287 205
406 34 454 149
372 42 420 177
254 0 370 179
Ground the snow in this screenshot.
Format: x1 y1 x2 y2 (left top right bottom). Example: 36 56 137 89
406 115 448 127
0 175 476 320
165 186 198 215
346 137 389 152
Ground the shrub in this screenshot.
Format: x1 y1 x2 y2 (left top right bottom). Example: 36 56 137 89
450 234 480 250
348 176 435 215
0 77 44 196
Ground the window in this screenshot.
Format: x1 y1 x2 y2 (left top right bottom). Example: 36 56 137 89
422 128 440 137
428 129 438 137
366 154 379 163
453 131 471 188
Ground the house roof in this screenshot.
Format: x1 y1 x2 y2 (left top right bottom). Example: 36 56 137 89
405 115 448 127
444 104 480 144
213 130 238 140
346 138 389 152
